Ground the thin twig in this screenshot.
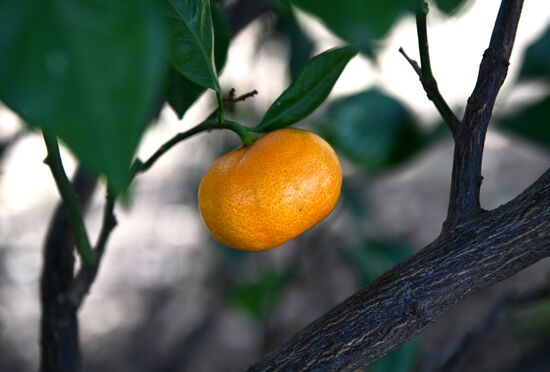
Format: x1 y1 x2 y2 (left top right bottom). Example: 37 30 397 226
398 47 422 75
42 131 96 267
399 2 460 135
133 117 257 176
416 2 434 79
224 88 258 107
133 121 212 175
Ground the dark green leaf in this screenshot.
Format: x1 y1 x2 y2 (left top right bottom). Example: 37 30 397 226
228 270 291 320
290 0 413 56
433 0 468 14
518 25 550 81
316 90 426 171
499 96 550 150
0 0 166 191
256 46 357 132
165 2 230 118
164 0 220 93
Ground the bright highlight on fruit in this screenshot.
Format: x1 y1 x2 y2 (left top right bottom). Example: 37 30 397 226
198 128 342 251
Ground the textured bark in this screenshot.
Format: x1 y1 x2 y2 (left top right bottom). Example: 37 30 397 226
249 168 550 371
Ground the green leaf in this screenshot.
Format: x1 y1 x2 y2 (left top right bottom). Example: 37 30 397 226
433 0 469 15
0 0 166 191
290 0 413 57
228 270 291 320
255 46 357 132
499 96 550 150
165 2 230 118
316 90 426 171
164 0 220 93
518 25 550 81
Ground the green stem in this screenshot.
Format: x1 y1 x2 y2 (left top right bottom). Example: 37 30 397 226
223 120 258 146
42 131 96 267
132 118 257 177
133 121 211 176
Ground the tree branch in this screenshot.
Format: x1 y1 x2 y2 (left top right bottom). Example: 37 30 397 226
446 0 524 226
67 191 117 307
399 2 460 135
249 168 550 371
250 4 529 368
133 116 257 176
40 167 97 372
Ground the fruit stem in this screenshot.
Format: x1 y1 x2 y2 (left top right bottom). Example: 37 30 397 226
222 120 258 146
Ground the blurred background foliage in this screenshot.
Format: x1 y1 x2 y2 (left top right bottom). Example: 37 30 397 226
0 0 549 371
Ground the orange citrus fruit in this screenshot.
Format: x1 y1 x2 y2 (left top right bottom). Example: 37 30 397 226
198 128 342 251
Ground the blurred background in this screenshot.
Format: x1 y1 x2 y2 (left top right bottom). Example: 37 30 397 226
0 0 549 371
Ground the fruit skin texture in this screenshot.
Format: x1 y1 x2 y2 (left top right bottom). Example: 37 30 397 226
198 128 342 251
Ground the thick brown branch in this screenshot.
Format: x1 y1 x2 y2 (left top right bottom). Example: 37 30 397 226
249 168 550 371
447 0 524 225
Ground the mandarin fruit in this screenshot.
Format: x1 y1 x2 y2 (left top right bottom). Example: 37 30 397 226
198 128 342 251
